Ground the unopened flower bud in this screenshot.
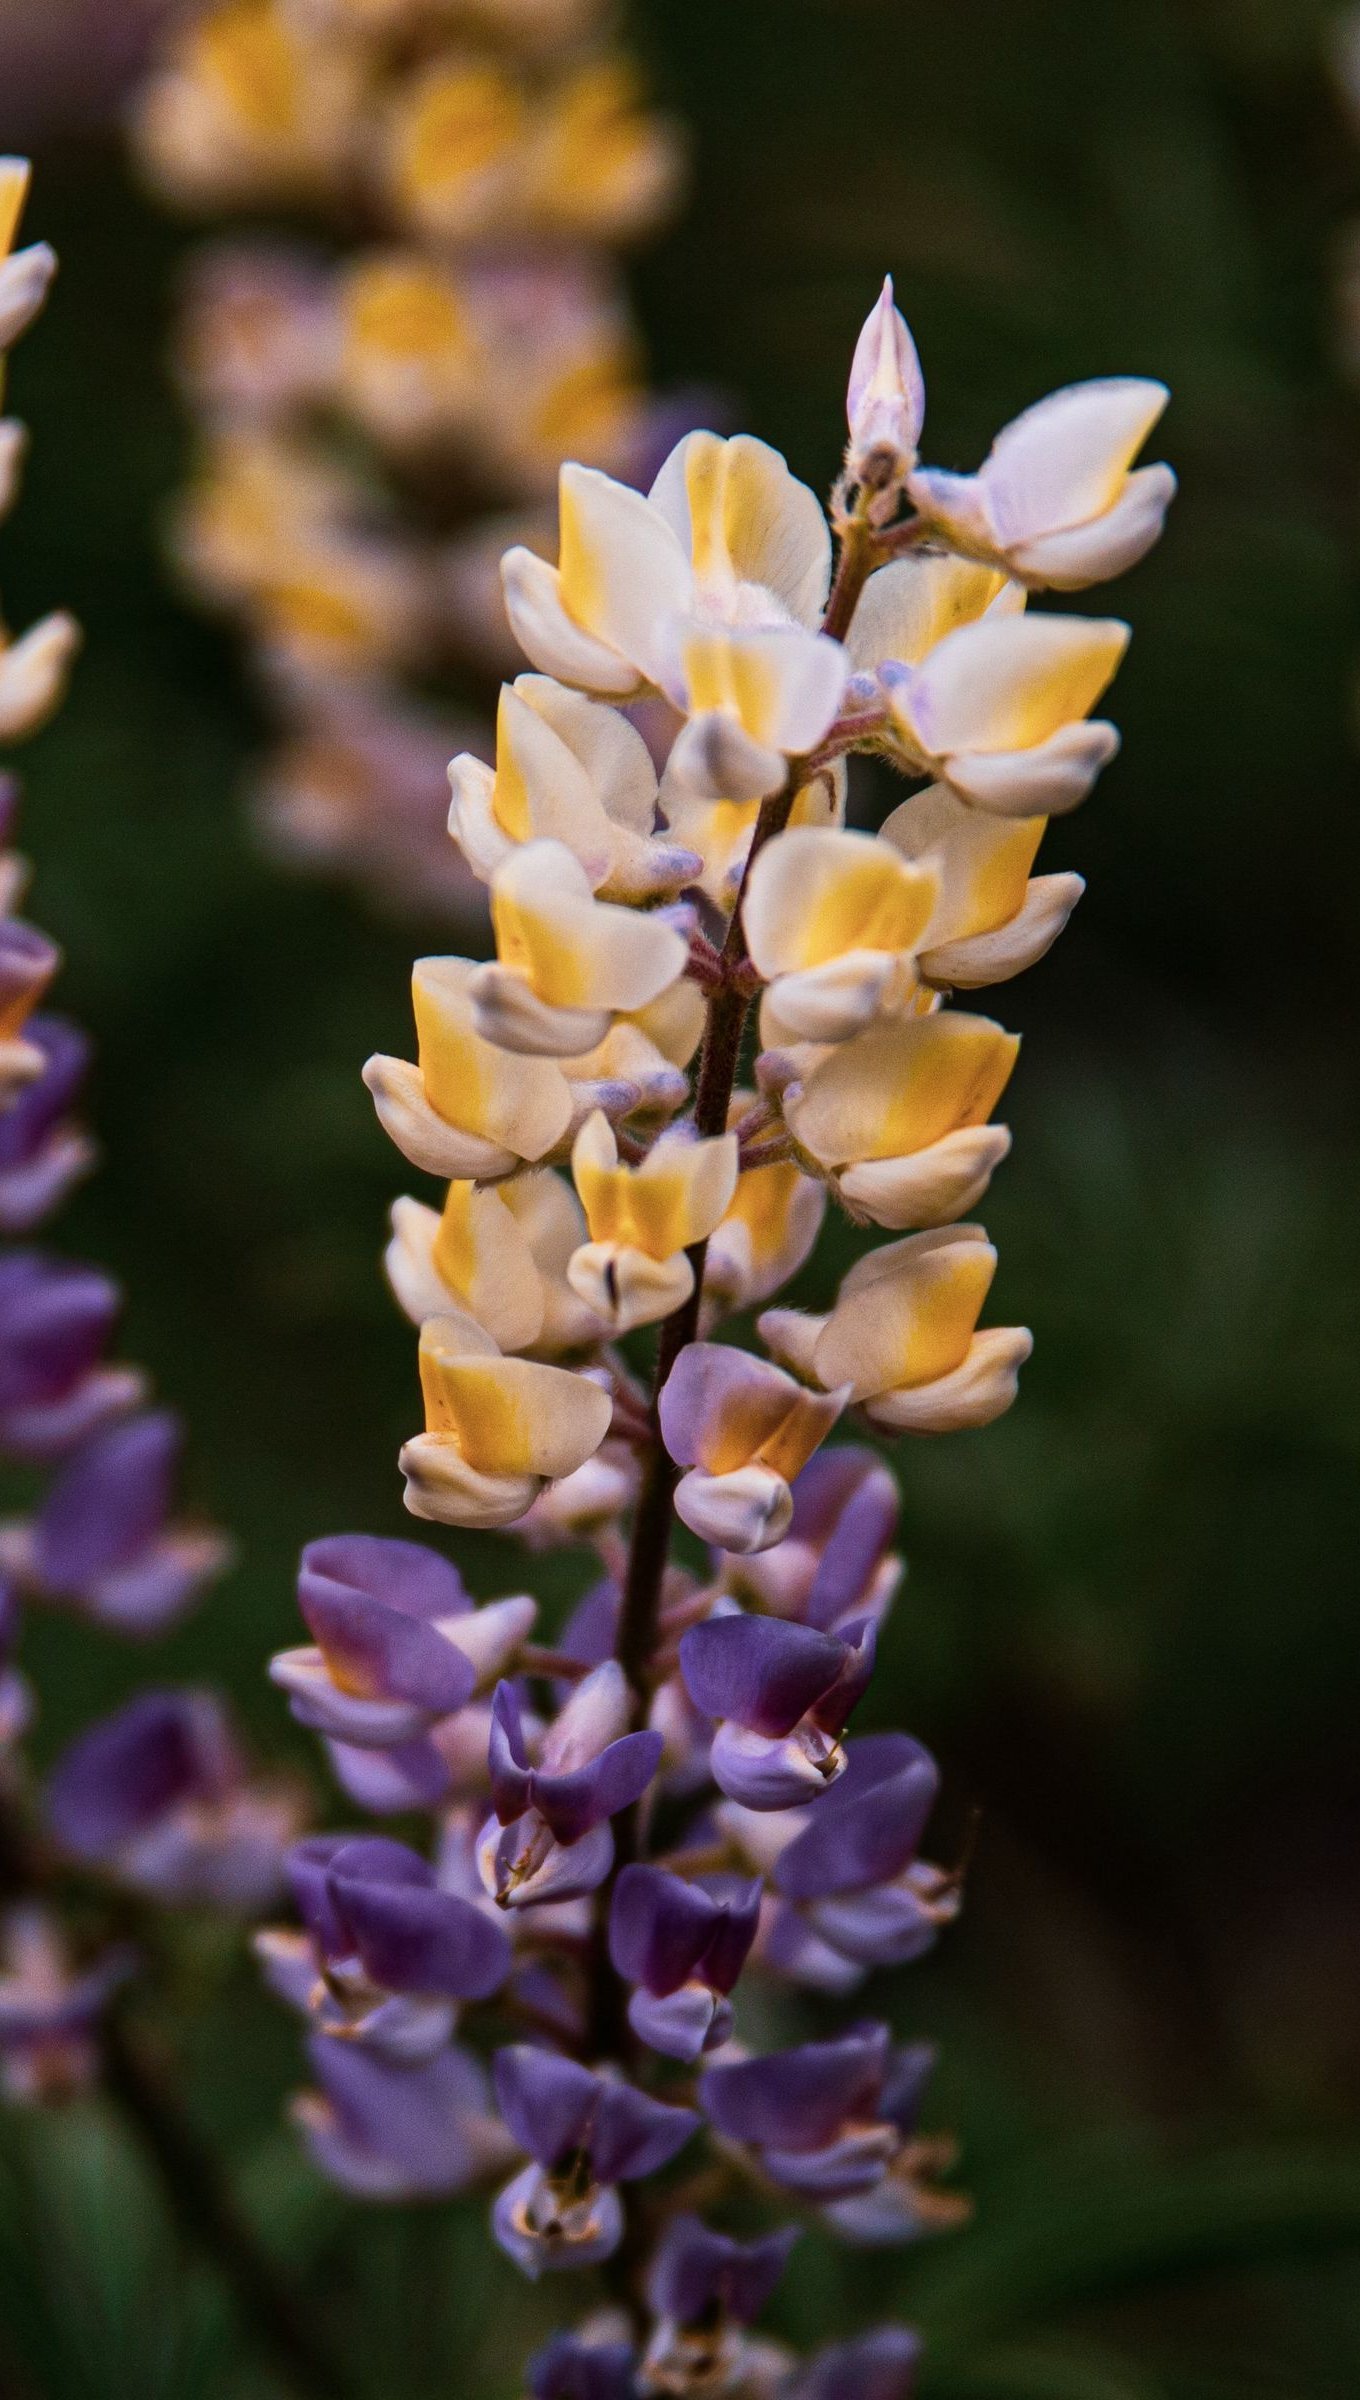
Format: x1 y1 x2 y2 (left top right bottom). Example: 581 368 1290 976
846 277 925 495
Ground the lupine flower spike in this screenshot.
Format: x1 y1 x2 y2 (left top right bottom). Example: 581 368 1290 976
262 272 1173 2393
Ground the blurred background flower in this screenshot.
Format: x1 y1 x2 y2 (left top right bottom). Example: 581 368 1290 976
2 0 1359 2395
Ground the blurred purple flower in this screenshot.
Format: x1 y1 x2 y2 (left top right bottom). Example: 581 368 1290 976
16 1409 228 1633
293 2032 514 2201
528 2331 639 2400
46 1688 300 1910
770 1733 955 1974
609 1863 760 2061
792 2327 923 2400
0 1905 134 2104
0 1018 95 1233
0 1251 142 1461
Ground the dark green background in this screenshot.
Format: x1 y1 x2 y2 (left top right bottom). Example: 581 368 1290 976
2 0 1359 2391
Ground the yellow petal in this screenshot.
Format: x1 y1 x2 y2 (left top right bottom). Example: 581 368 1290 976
418 1318 612 1479
787 1011 1019 1169
813 1226 996 1399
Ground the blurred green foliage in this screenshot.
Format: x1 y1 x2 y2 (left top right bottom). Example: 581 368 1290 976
3 0 1360 2391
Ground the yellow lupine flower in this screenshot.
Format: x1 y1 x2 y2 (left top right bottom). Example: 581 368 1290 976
783 1009 1019 1229
448 674 698 902
702 1138 826 1324
384 58 529 240
880 782 1084 989
363 955 574 1179
742 826 940 1042
336 252 480 448
133 0 366 206
566 1109 737 1333
400 1311 613 1528
881 612 1129 818
763 1224 1032 1435
385 1179 549 1354
471 838 689 1058
526 60 683 241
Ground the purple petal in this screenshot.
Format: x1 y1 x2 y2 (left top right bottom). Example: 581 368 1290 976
879 2040 937 2137
776 1734 938 1899
325 1736 451 1814
331 1863 511 2001
487 1680 535 1823
298 1571 476 1719
647 2212 799 2328
304 2036 500 2198
0 920 58 1019
659 1344 786 1471
680 1616 846 1739
0 1253 119 1416
492 2160 624 2279
530 1729 663 1845
797 2328 922 2400
0 1017 88 1163
699 2024 891 2153
300 1533 471 1626
31 1411 179 1593
46 1690 240 1860
808 1617 876 1737
589 2078 698 2183
610 1864 718 1995
809 1886 942 1968
493 2044 600 2170
627 1984 730 2063
558 1578 621 1668
528 2331 639 2400
287 1833 430 1951
796 1450 899 1630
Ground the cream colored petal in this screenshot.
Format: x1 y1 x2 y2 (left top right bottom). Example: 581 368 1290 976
649 432 831 627
566 1241 694 1334
744 826 938 978
400 1435 541 1530
766 955 906 1045
470 963 612 1058
412 955 574 1160
982 378 1170 544
680 622 847 755
561 1021 688 1119
0 613 80 742
491 838 688 1013
674 1463 793 1554
835 1124 1013 1229
0 243 56 352
425 1181 547 1351
446 754 508 885
501 545 641 696
630 979 706 1068
920 871 1084 986
556 462 691 686
1008 463 1176 590
705 1162 825 1318
362 1054 521 1180
895 614 1128 756
419 1318 613 1479
812 1230 997 1400
847 553 1018 673
756 1307 827 1381
665 710 786 806
0 420 28 521
785 1010 1019 1169
881 782 1044 947
944 723 1119 817
519 673 659 836
860 1324 1032 1433
385 1195 454 1325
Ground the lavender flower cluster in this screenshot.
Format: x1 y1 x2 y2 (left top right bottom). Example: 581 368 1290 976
0 158 301 2105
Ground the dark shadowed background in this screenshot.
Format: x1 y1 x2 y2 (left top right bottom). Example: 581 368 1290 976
1 0 1359 2393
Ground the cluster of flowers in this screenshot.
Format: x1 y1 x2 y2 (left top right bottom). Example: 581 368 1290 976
0 161 301 2106
132 0 688 915
257 280 1174 2392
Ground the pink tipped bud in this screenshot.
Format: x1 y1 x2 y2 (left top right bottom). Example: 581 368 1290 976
846 277 925 488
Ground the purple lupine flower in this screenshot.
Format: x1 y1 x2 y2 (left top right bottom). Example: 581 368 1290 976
658 1345 846 1556
257 1831 511 2059
640 2212 798 2391
272 1532 533 1751
769 1733 956 1974
721 1447 902 1634
18 1409 228 1633
0 1905 135 2104
478 1663 662 1909
0 919 60 1094
0 1017 95 1233
491 2044 697 2278
46 1688 301 1910
679 1612 876 1809
292 2032 515 2201
0 1251 141 1461
608 1863 760 2061
792 2327 922 2400
699 2024 939 2225
527 2329 639 2400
